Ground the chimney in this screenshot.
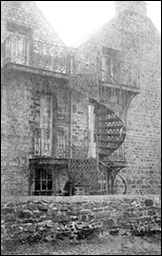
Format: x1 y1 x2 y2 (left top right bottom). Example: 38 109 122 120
115 1 148 16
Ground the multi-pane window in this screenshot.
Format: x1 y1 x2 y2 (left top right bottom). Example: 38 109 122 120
34 169 53 195
34 95 53 157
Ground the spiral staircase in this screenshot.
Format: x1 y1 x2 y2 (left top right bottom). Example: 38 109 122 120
69 50 139 194
96 105 127 194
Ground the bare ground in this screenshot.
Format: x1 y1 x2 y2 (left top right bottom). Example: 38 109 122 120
2 232 161 255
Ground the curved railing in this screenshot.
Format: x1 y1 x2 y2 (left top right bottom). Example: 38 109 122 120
99 160 127 195
70 54 139 89
1 34 69 73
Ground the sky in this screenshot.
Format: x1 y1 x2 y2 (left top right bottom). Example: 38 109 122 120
36 1 161 46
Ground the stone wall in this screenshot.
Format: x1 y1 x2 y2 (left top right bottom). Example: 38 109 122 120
1 69 70 196
1 195 161 248
1 71 32 196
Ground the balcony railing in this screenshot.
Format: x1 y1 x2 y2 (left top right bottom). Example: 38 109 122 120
1 34 69 74
71 56 98 75
70 56 139 89
34 128 52 157
101 61 139 88
33 128 69 158
55 127 69 159
1 35 139 90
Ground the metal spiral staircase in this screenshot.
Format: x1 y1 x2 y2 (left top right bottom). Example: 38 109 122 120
68 48 139 194
96 107 127 194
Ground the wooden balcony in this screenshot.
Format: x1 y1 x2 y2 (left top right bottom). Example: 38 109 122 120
1 34 69 80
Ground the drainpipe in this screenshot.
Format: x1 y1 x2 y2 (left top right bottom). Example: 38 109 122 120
68 88 73 185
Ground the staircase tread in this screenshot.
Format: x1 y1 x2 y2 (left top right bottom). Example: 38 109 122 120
100 161 127 167
98 139 123 142
98 132 122 135
99 145 118 149
98 125 123 129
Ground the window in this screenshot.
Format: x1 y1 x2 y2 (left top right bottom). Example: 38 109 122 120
6 22 31 65
102 47 120 83
7 22 32 37
34 95 53 157
34 169 53 195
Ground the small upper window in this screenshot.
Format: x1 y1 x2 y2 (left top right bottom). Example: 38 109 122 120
102 47 120 60
102 47 120 82
7 22 32 37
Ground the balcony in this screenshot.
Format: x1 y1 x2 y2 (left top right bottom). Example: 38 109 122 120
101 61 139 89
34 128 52 157
69 54 140 100
1 34 69 79
33 128 69 159
1 35 140 92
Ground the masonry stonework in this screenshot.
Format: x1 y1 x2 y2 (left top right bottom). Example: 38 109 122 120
1 195 161 248
1 1 69 196
1 1 161 196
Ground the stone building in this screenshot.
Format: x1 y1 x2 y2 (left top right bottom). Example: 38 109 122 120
1 1 161 196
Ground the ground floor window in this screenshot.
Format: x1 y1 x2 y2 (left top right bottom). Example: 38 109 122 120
34 168 53 195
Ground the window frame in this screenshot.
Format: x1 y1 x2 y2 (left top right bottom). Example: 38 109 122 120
34 168 53 195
